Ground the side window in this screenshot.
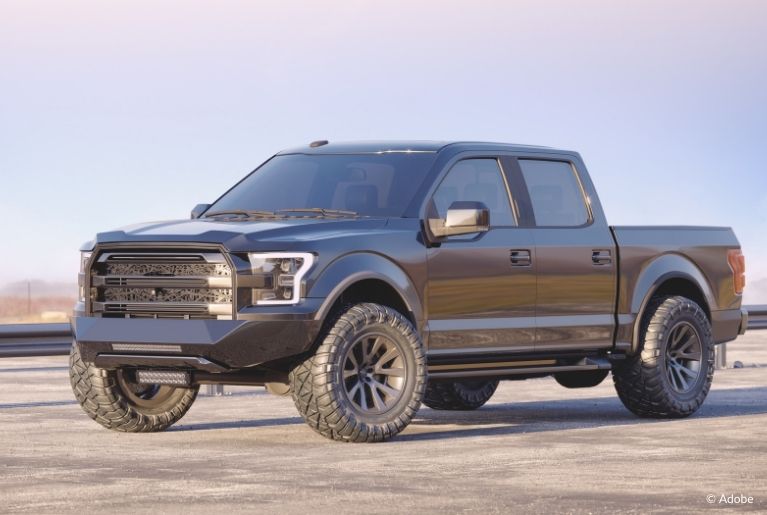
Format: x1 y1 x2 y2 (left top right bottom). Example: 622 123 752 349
432 158 516 226
518 160 590 227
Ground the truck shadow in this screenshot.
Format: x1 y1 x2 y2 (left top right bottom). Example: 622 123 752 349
399 385 767 442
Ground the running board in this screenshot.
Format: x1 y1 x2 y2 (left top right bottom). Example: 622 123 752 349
427 356 611 380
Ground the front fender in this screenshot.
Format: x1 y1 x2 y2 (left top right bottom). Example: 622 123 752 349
308 252 424 326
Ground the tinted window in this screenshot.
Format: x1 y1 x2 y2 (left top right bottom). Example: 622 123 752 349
519 160 589 226
209 153 437 217
432 158 515 226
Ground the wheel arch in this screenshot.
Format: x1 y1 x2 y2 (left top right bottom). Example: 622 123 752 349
309 253 423 330
630 253 715 353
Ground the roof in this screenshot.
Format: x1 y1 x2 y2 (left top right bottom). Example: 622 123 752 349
276 140 562 155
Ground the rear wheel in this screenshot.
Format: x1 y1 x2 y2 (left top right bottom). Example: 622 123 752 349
70 343 198 432
423 379 499 410
612 295 714 418
290 303 426 442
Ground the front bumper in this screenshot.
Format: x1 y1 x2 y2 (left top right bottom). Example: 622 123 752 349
72 314 321 370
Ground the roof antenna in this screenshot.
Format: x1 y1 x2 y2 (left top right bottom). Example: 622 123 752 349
309 140 329 148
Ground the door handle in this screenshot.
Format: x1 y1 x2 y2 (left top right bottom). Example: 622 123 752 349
510 249 532 267
592 250 612 265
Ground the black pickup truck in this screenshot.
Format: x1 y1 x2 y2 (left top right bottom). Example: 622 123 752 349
70 141 748 442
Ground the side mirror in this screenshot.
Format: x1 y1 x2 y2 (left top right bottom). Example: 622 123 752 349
191 203 211 219
428 201 490 239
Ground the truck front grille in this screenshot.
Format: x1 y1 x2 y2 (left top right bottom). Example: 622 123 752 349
89 250 234 319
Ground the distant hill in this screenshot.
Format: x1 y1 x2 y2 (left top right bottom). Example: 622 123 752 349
0 280 77 298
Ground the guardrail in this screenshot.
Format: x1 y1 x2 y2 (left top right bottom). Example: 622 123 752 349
1 305 766 359
0 323 72 358
747 305 767 330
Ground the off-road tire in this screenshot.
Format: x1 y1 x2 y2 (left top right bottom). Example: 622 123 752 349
554 369 609 389
612 295 714 418
70 343 198 432
422 379 499 410
289 303 426 442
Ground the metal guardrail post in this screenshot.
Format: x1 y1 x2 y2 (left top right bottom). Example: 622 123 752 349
715 343 727 370
206 384 225 396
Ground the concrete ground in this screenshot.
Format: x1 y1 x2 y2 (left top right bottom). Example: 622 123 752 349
1 333 766 514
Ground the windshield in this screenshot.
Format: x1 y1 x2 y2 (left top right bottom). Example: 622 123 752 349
207 153 437 218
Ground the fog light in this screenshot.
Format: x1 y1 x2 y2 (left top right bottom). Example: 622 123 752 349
136 370 190 386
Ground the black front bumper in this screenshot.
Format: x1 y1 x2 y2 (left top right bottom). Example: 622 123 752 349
73 314 321 370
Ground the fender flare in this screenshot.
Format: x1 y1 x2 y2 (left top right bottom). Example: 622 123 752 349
309 253 423 326
630 253 716 351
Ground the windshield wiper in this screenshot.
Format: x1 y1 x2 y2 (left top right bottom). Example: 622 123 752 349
276 208 359 218
204 209 283 219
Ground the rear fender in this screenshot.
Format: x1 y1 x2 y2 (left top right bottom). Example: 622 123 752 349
629 253 716 353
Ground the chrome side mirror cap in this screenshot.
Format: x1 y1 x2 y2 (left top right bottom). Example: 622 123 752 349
428 201 490 238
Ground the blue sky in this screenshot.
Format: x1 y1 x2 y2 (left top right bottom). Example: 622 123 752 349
1 0 766 301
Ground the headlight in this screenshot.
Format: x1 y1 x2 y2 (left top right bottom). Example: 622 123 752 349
80 252 92 274
247 252 314 305
79 252 92 301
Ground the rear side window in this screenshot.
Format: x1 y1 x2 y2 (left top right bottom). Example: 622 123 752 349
518 160 590 227
432 158 516 226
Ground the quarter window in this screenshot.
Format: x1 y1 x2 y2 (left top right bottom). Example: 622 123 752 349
519 160 590 227
431 158 516 227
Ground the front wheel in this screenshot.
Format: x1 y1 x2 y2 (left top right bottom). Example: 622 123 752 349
290 303 426 442
70 343 198 432
612 295 714 418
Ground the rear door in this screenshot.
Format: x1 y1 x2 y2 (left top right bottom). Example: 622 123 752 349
426 157 537 354
506 156 617 352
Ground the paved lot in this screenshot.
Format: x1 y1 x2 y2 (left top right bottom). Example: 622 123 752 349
1 334 766 514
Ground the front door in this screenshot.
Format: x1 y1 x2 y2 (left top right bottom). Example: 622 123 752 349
426 157 537 355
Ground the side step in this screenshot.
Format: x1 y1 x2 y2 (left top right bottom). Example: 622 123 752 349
427 356 611 380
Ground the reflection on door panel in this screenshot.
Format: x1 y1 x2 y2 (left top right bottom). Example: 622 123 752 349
518 159 617 351
427 158 536 352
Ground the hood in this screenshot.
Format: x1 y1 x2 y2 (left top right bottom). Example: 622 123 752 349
90 217 391 252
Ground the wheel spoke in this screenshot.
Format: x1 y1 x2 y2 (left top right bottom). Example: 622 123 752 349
359 385 369 410
376 347 400 368
370 384 386 410
372 379 400 399
343 368 358 379
668 366 679 390
677 337 695 354
672 325 689 346
676 367 690 391
347 381 361 400
677 350 701 361
375 367 405 377
346 351 358 369
677 364 698 379
369 337 384 360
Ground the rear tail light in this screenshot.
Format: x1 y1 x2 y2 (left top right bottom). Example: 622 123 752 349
727 249 746 295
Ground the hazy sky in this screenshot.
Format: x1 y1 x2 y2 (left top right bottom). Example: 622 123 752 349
1 1 766 301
